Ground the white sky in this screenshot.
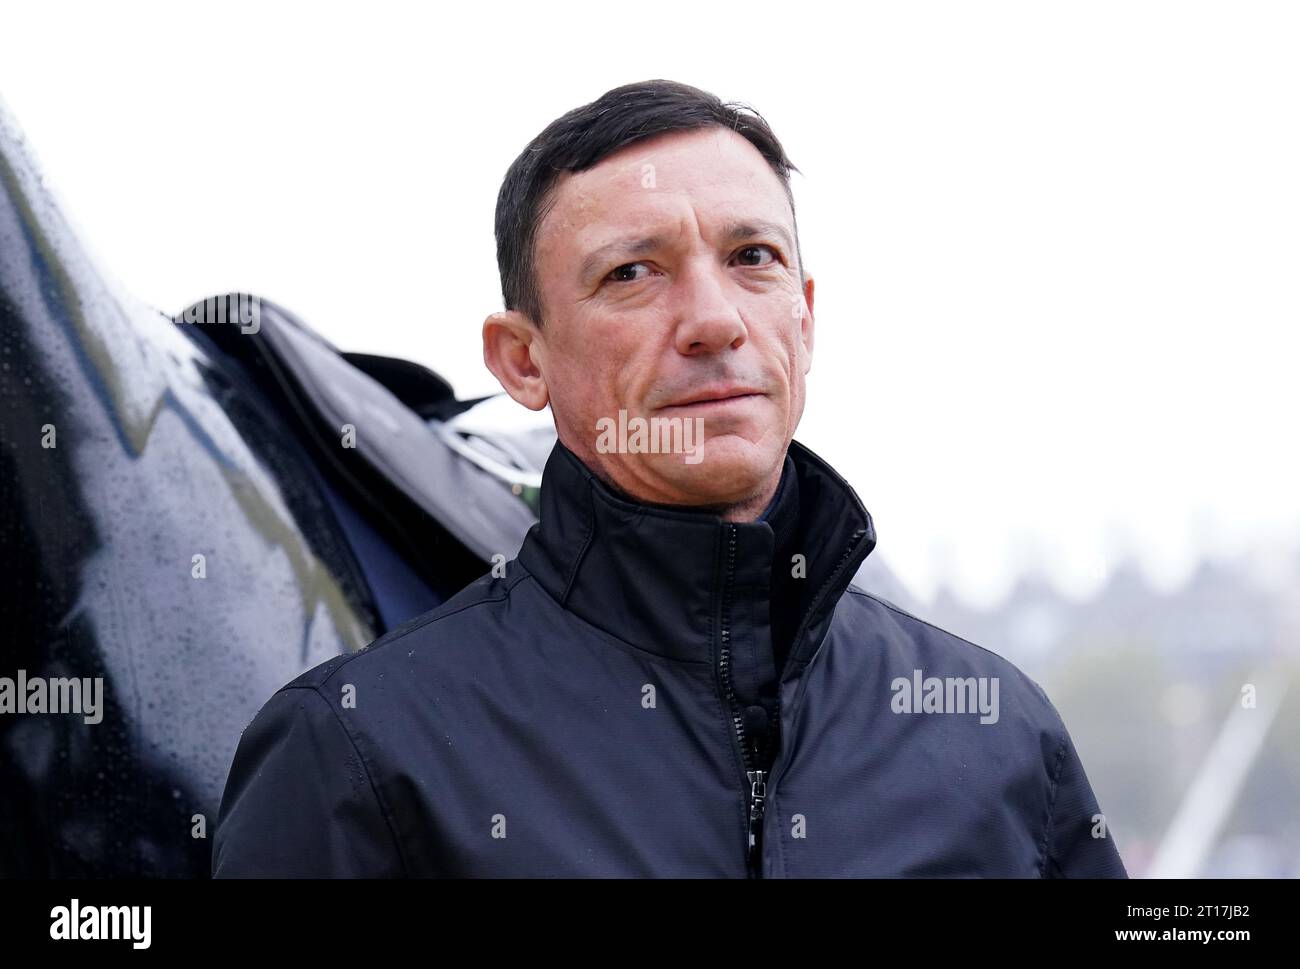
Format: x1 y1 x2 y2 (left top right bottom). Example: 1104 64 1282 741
2 0 1297 608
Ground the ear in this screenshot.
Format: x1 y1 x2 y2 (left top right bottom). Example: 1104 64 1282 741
482 309 550 411
800 274 815 372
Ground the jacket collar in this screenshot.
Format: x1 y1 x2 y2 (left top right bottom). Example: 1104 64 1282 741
515 437 877 679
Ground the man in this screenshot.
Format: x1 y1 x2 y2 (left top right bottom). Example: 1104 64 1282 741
212 79 1127 878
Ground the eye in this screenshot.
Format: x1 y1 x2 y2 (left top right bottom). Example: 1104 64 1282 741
605 262 653 284
734 244 780 267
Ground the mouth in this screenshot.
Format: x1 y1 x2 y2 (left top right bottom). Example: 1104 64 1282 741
661 388 765 411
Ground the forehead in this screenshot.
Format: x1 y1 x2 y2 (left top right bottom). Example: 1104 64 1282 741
537 127 792 265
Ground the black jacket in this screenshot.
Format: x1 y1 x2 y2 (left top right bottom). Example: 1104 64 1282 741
212 438 1128 877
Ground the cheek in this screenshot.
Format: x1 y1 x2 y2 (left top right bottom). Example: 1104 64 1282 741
759 320 803 387
577 327 655 397
779 344 808 414
551 342 629 417
793 332 811 375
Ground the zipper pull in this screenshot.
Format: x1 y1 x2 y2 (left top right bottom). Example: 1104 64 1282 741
746 769 768 858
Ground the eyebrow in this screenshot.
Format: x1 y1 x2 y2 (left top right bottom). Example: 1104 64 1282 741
578 219 795 283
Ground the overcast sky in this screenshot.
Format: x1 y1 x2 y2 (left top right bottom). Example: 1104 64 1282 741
2 0 1297 608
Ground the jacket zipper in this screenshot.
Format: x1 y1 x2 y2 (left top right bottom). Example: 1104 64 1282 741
758 524 873 874
718 523 777 878
719 520 870 878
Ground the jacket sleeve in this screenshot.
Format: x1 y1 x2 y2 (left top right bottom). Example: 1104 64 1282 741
1041 721 1128 878
212 685 405 877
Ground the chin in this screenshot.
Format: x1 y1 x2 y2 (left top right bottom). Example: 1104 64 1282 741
649 433 780 502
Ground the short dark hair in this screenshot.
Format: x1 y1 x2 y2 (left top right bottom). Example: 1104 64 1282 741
494 79 804 329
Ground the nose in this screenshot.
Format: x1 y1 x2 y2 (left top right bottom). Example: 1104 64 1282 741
672 260 748 355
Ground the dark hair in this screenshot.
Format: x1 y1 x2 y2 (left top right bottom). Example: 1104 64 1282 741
494 79 804 328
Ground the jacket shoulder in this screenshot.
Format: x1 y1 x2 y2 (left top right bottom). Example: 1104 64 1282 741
842 584 1056 709
841 585 1128 877
277 566 532 693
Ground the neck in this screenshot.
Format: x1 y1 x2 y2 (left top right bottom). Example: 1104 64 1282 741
579 457 785 524
715 477 782 523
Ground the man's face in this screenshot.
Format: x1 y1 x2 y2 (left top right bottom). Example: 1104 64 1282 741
488 125 815 515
